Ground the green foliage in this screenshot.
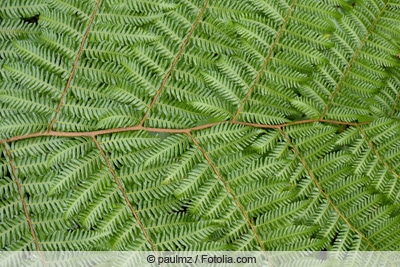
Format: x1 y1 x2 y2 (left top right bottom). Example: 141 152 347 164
0 0 400 255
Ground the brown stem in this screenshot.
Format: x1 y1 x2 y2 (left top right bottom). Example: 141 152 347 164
49 0 102 130
3 119 369 144
231 0 297 122
138 0 210 126
278 128 378 250
357 125 400 180
187 132 268 253
90 136 158 252
1 142 46 266
320 0 391 120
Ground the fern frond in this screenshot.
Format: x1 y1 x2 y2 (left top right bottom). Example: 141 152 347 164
98 131 160 154
1 0 400 254
174 162 210 199
38 30 77 60
48 150 102 195
144 134 190 166
0 0 47 19
39 9 86 41
2 63 64 99
0 113 48 138
13 40 69 78
0 19 39 40
52 113 98 132
39 230 110 250
48 0 93 21
163 147 202 184
79 187 123 229
48 137 94 166
90 25 157 45
124 0 176 13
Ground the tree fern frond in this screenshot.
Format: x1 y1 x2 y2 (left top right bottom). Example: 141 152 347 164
98 131 160 154
2 63 64 99
263 67 309 88
0 177 17 199
124 0 176 13
1 235 33 252
368 217 400 250
118 165 166 186
82 42 132 64
0 19 39 40
136 195 182 220
262 225 320 250
220 219 254 247
90 25 158 45
227 233 256 250
0 195 22 221
372 72 400 119
75 60 125 85
186 178 224 216
202 71 242 107
227 157 284 188
144 134 190 166
150 99 211 126
32 212 77 235
52 113 98 132
38 30 77 60
0 214 28 248
247 0 289 24
48 150 102 195
124 179 176 203
48 0 93 21
152 221 218 250
0 89 56 116
246 191 295 217
0 40 18 59
96 10 161 26
240 104 292 125
174 162 210 199
39 10 86 42
163 147 202 184
26 193 69 215
108 223 148 250
8 138 62 160
13 40 70 78
1 0 400 255
207 1 256 20
0 0 47 19
39 229 110 250
189 98 233 120
79 187 124 229
291 97 323 119
255 200 309 230
107 144 155 168
0 113 48 138
217 151 261 175
48 137 94 167
121 60 160 95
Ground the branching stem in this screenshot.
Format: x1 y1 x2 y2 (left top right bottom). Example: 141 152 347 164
1 142 46 266
320 0 391 120
188 132 268 256
357 125 400 179
3 119 367 143
278 128 378 250
232 0 297 121
139 0 210 126
90 136 158 252
49 0 102 130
